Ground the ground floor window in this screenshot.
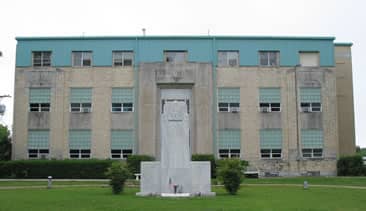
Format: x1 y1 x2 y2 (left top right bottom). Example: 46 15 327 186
28 149 49 159
69 149 91 159
70 103 92 112
111 149 133 159
260 149 282 159
218 149 240 158
302 148 323 158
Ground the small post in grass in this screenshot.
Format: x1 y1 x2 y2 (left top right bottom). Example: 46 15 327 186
47 176 52 189
303 180 308 190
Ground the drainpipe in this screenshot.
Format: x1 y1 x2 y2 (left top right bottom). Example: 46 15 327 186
294 64 301 173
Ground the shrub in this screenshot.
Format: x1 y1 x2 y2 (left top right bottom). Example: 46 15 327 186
126 155 154 175
217 159 246 195
191 154 216 178
0 160 114 179
337 155 365 176
105 162 130 194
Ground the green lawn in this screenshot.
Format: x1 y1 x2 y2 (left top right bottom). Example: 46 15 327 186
0 185 365 211
244 176 366 186
0 180 108 187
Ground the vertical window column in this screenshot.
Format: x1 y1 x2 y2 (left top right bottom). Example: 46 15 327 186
28 130 50 159
218 130 241 158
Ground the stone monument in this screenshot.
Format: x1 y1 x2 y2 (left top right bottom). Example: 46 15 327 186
137 91 215 197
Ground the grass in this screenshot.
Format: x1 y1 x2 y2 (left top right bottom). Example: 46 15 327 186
0 185 365 211
0 180 108 187
243 176 366 187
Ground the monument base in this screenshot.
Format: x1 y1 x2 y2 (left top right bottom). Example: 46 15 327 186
136 161 215 197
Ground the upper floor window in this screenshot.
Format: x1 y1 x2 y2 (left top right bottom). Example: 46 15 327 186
218 88 240 112
29 88 51 112
218 51 239 67
111 88 134 112
164 51 187 64
260 129 282 159
300 87 321 112
72 51 92 67
70 88 92 112
259 88 281 112
299 52 319 67
113 51 133 67
32 51 51 67
111 130 134 159
259 51 279 66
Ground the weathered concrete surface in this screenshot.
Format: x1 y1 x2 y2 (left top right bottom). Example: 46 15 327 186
28 112 50 129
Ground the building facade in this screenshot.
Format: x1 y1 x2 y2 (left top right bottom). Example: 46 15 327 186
12 36 355 176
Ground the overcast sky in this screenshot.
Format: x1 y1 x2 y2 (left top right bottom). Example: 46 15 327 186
0 0 365 147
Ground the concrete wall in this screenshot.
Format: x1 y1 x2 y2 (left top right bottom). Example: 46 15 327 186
12 66 135 159
335 46 356 155
138 62 213 158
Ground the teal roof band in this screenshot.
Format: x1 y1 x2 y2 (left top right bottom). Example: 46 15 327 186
16 35 337 67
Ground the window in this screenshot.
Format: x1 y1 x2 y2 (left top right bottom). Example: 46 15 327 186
29 88 51 112
69 130 91 159
164 51 187 63
300 87 321 112
218 51 239 67
259 88 281 112
113 51 133 67
70 88 92 112
28 130 49 159
32 51 51 67
218 88 240 112
259 51 279 66
218 130 241 158
260 129 282 159
111 130 134 159
301 129 323 158
111 88 134 112
300 52 319 67
72 51 92 67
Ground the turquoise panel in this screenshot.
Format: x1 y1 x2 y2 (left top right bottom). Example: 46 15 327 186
69 130 91 149
112 88 134 103
218 130 241 149
16 36 335 67
260 129 282 149
218 88 240 103
259 88 281 103
300 87 321 102
111 130 134 149
28 130 49 149
70 88 92 103
29 88 51 103
301 129 323 148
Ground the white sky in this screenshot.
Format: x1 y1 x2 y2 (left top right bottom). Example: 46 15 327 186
0 0 365 147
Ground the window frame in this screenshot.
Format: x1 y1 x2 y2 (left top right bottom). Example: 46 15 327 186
217 50 240 67
259 51 280 66
72 51 93 67
260 149 282 159
70 103 92 113
218 149 241 159
259 103 281 112
300 102 322 112
112 51 134 67
69 149 91 159
28 149 49 159
32 51 51 67
164 50 187 64
110 149 133 159
302 148 323 158
29 103 50 112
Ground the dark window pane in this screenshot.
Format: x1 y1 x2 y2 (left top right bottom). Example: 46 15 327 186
111 154 121 158
28 149 38 153
124 59 133 66
70 149 80 153
111 149 122 153
219 149 229 153
260 103 270 107
39 149 49 153
81 149 91 153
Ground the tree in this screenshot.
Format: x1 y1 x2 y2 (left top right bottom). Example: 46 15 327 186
217 159 246 195
0 124 11 160
105 162 131 194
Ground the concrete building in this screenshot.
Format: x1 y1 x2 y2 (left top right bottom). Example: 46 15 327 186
12 36 355 176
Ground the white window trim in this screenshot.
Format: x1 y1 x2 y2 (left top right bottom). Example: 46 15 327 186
69 149 91 159
70 103 92 113
302 148 323 158
29 103 50 112
259 51 280 66
28 149 50 159
32 51 51 67
259 103 281 112
72 51 92 67
217 103 240 113
260 149 282 159
217 51 240 67
218 149 241 159
110 149 133 159
300 103 322 113
111 102 134 112
112 51 134 67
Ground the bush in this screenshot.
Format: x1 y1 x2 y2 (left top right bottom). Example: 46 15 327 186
217 159 246 195
337 155 365 176
126 155 154 175
106 162 130 194
192 154 216 178
0 160 114 179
